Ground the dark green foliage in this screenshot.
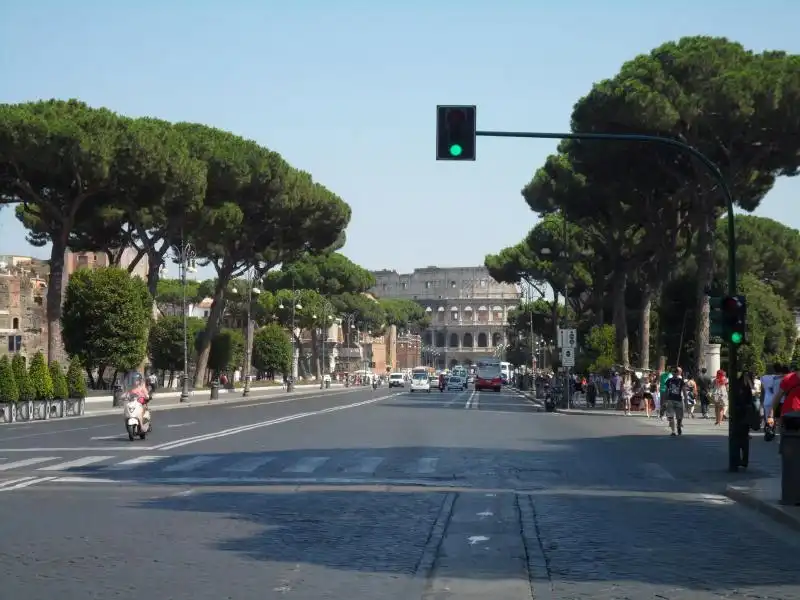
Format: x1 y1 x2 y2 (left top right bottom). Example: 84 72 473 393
0 356 19 403
49 361 70 400
252 324 292 376
66 359 88 399
28 351 53 401
12 354 34 402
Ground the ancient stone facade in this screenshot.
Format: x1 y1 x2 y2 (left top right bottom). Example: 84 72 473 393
0 257 49 361
370 266 520 370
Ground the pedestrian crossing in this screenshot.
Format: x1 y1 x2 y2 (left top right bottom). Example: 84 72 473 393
0 452 451 481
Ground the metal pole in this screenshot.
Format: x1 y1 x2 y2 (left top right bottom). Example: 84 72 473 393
475 128 743 471
179 238 195 403
243 267 253 397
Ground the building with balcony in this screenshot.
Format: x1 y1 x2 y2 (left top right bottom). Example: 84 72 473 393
370 266 520 370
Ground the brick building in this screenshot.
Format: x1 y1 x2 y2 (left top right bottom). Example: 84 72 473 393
0 256 49 360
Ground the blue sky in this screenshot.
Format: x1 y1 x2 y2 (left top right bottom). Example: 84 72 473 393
2 0 798 281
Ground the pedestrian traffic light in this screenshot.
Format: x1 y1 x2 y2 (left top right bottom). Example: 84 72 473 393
436 105 477 161
709 296 725 339
721 295 746 345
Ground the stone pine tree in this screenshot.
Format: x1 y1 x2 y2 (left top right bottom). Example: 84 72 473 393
49 361 70 400
66 359 87 400
0 355 19 403
28 351 54 401
12 354 34 402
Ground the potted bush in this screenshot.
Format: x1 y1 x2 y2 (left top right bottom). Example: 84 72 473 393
0 355 19 422
27 351 54 420
66 358 87 416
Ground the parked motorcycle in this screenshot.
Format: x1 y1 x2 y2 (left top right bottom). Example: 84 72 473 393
121 371 152 441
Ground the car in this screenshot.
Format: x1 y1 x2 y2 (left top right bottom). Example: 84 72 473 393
410 374 431 393
446 376 467 391
388 373 405 388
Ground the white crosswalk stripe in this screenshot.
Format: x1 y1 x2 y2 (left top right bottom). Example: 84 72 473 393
0 453 453 481
0 457 60 471
284 456 329 473
162 456 220 472
344 456 384 474
38 456 113 471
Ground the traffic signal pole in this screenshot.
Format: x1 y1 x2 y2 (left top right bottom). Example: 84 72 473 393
463 126 744 472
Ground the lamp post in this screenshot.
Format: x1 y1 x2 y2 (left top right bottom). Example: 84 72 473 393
278 287 303 381
178 240 196 403
231 268 261 397
341 312 357 374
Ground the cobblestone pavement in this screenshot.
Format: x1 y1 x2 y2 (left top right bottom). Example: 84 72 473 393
1 387 799 599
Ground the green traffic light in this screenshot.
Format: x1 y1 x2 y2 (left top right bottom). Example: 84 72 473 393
731 332 743 344
449 144 463 157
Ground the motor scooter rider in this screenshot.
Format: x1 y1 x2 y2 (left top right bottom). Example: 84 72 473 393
129 373 152 424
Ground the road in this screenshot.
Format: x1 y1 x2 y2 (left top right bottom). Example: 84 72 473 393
1 384 799 599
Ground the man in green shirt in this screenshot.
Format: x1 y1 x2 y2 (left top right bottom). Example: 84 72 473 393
659 369 672 419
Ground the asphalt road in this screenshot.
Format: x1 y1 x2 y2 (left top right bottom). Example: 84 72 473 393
1 385 799 599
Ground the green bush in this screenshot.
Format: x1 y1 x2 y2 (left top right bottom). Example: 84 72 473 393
28 351 54 401
66 359 87 399
49 361 70 400
0 355 19 403
12 354 34 402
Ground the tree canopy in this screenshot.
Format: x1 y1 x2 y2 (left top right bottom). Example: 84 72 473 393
486 35 800 375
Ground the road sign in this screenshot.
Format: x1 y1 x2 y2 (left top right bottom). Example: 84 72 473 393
561 347 575 367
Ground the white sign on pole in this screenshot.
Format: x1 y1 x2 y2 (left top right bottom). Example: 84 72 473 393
564 328 577 349
561 347 575 367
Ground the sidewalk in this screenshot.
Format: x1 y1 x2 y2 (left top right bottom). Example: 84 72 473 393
726 477 800 532
84 383 345 416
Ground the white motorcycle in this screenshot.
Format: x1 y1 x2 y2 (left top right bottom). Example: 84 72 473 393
121 371 152 441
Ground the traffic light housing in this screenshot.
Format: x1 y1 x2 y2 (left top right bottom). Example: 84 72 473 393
722 295 746 345
709 296 725 339
436 105 477 161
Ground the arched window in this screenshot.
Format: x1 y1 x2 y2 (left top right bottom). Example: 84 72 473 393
448 333 459 347
492 332 503 347
477 333 488 347
463 332 474 347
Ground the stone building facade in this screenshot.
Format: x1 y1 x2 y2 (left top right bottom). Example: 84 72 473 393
370 266 520 370
0 256 50 361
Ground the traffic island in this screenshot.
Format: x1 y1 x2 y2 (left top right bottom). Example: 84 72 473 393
726 478 800 532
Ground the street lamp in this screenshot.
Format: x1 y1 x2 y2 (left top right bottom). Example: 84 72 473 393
231 269 261 397
177 240 196 403
279 289 303 380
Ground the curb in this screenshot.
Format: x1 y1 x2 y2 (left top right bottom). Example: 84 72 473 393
725 484 800 533
515 390 545 412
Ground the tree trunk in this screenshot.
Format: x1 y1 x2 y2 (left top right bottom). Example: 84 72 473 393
46 233 68 363
146 250 161 299
639 289 652 370
193 276 229 388
551 291 560 342
611 271 629 367
311 328 320 378
694 218 714 374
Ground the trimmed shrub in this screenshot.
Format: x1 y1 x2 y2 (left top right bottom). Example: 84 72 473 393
66 359 87 399
0 355 19 403
49 361 70 400
28 351 54 401
12 354 34 402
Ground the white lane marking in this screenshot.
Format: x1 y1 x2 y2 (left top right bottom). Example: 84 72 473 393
167 422 196 428
284 456 329 473
0 423 112 441
477 511 493 518
468 535 490 545
162 456 220 472
223 456 275 473
345 457 384 474
226 387 361 409
464 390 477 409
642 462 676 480
0 447 151 452
39 456 113 471
0 456 61 471
155 394 397 451
91 435 124 441
0 476 58 490
105 455 168 470
416 458 439 474
0 476 38 489
48 476 464 487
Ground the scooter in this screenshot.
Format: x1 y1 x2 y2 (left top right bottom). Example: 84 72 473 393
124 392 151 441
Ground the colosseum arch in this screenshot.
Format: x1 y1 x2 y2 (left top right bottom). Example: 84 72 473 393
448 333 459 347
435 331 446 347
492 332 503 347
423 331 432 346
449 358 459 368
462 332 474 347
477 332 488 348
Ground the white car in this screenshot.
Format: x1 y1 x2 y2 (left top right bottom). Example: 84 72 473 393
388 373 405 388
446 376 467 391
410 374 431 393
